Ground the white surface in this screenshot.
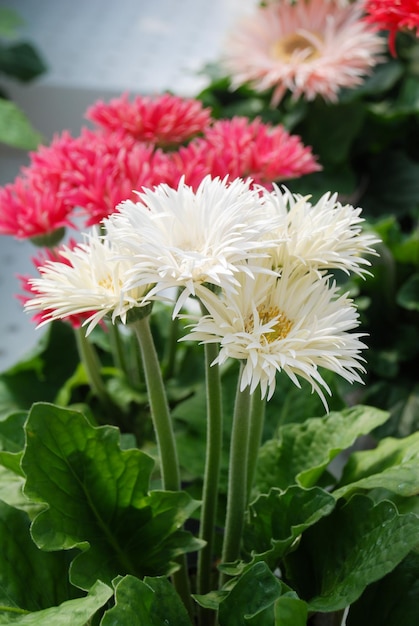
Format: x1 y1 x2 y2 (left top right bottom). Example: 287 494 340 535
0 0 257 372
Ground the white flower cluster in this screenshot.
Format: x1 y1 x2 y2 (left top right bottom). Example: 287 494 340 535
25 175 379 404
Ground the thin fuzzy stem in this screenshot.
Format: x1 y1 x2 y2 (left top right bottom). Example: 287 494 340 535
220 368 252 580
246 392 266 502
107 322 128 374
75 327 111 409
131 316 193 617
197 341 223 623
132 315 180 490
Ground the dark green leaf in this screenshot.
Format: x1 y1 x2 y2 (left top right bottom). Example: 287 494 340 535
0 580 112 625
347 551 419 626
397 274 419 311
255 406 388 493
284 495 419 612
0 500 82 613
22 403 202 590
100 575 193 626
242 486 335 568
218 562 282 626
0 41 46 82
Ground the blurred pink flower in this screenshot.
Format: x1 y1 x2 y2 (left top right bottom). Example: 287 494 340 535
364 0 419 55
167 116 320 188
85 92 212 147
222 0 385 105
60 129 172 226
0 174 74 240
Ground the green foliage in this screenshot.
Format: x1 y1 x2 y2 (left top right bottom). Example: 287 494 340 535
0 7 45 148
21 403 202 591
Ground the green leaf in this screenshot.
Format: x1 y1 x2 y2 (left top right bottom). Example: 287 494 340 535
0 8 24 38
0 322 79 420
284 494 419 612
397 274 419 311
255 406 389 493
0 98 43 149
347 551 419 626
0 41 47 82
274 594 308 626
21 403 202 590
0 580 112 625
242 486 336 569
218 562 282 626
101 575 193 626
0 500 82 613
338 430 419 486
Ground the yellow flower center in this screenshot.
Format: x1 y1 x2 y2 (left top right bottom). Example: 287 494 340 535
271 32 321 62
246 305 293 343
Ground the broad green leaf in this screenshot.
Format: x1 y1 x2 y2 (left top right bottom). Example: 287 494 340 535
242 486 335 570
0 580 112 625
334 464 419 500
218 562 282 626
0 462 40 515
255 406 388 493
0 41 47 82
284 495 419 612
22 403 202 591
0 98 43 149
100 575 193 626
0 500 81 613
347 551 419 626
339 431 419 486
274 594 308 626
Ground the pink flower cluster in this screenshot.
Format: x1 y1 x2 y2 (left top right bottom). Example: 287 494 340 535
0 93 320 240
364 0 419 55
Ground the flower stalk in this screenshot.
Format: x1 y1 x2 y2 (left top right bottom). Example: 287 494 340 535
220 367 252 581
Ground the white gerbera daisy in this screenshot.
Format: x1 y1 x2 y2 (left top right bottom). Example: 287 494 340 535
106 175 282 316
185 268 367 406
222 0 385 105
263 186 380 275
24 230 151 334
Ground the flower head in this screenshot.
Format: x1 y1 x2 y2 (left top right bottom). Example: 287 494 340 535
263 186 380 275
24 230 151 334
18 240 92 329
186 268 367 405
364 0 419 55
86 92 212 147
106 175 282 316
222 0 385 104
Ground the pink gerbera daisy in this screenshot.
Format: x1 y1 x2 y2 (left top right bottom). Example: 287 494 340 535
0 174 74 241
166 116 320 189
85 92 212 147
364 0 419 55
222 0 385 105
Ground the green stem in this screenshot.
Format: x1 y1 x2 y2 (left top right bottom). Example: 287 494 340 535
162 308 181 380
107 322 128 374
132 316 193 618
197 342 223 619
132 316 180 492
75 327 111 409
246 392 266 502
220 367 252 578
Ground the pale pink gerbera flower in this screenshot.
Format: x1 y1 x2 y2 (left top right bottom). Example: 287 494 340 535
364 0 419 55
85 92 212 147
166 116 320 189
222 0 385 105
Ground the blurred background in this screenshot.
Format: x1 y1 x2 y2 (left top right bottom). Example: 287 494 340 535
0 0 256 371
